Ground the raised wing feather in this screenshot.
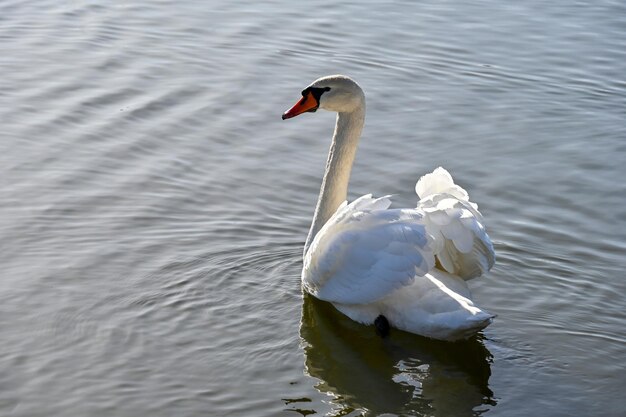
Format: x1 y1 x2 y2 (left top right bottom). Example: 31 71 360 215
416 167 495 280
302 195 436 304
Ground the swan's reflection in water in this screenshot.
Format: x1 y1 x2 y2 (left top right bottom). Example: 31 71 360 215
299 294 496 416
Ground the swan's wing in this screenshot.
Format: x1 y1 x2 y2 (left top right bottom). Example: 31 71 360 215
303 195 436 304
416 167 495 280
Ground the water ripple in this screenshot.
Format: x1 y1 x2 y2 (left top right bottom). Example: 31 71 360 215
1 0 625 416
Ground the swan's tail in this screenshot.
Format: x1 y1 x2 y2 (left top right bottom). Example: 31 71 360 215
415 167 495 280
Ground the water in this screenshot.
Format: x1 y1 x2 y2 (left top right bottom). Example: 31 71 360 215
1 1 625 416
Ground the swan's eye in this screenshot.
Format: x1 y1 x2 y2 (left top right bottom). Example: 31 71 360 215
324 87 331 92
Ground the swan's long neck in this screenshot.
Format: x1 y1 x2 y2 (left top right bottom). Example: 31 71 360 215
304 105 365 256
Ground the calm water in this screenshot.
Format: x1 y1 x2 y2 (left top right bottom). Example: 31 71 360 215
1 1 625 416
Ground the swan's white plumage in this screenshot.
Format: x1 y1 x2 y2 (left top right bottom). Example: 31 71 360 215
302 168 495 340
285 75 496 341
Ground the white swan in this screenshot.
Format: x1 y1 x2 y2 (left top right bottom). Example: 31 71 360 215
282 75 496 341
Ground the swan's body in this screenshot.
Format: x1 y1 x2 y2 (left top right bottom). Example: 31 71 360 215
283 75 495 341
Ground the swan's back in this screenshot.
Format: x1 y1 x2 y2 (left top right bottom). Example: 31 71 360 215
301 167 495 340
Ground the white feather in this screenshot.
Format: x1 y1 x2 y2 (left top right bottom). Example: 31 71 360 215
416 168 495 280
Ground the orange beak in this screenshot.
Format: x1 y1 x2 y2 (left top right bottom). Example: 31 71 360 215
282 91 319 120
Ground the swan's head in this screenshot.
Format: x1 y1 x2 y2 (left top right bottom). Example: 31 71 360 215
282 75 364 120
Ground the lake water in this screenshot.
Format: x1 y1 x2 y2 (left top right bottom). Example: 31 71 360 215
1 1 625 416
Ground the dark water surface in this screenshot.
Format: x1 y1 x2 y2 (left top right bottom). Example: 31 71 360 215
1 1 625 416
